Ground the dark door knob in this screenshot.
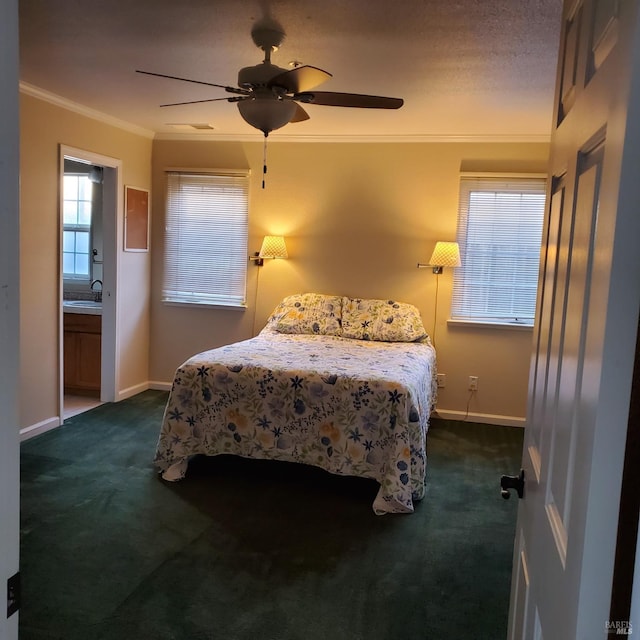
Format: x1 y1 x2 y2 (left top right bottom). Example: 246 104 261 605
500 469 525 499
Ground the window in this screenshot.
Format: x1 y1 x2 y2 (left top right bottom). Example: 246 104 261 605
163 171 249 307
451 176 546 327
63 174 92 279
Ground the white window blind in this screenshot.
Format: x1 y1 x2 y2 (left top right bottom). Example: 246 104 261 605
451 176 546 326
163 171 249 307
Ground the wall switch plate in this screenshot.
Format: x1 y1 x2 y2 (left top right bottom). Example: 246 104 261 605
7 571 19 618
436 373 446 388
468 376 479 391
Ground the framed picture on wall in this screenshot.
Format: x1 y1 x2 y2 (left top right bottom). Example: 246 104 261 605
124 185 149 252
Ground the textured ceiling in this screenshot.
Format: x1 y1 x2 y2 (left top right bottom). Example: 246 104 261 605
19 0 563 140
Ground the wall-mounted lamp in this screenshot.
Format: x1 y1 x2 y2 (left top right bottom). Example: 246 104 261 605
250 235 288 266
250 235 288 336
417 241 461 274
417 241 461 347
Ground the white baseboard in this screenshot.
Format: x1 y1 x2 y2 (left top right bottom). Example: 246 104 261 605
432 408 525 428
148 381 172 392
116 381 150 401
20 416 62 441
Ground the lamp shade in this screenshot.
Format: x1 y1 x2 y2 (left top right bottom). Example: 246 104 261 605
429 241 461 268
259 235 288 259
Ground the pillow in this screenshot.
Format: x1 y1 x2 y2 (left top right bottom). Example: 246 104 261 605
341 297 427 342
268 293 343 336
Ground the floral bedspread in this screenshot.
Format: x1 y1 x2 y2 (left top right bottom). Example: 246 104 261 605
154 329 437 514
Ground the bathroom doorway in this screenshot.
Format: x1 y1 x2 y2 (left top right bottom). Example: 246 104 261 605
59 145 121 422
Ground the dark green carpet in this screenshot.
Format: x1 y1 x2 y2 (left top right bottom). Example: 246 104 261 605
19 390 523 640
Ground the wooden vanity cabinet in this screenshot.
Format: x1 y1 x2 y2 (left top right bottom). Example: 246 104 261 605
63 313 101 396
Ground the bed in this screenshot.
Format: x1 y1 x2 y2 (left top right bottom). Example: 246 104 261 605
154 293 437 514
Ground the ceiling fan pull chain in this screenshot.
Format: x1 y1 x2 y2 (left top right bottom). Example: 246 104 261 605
262 133 268 189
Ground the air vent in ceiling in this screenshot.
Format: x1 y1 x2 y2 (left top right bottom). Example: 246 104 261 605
166 123 215 131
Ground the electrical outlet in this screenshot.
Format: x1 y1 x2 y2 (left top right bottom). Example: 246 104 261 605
468 376 479 391
436 373 446 388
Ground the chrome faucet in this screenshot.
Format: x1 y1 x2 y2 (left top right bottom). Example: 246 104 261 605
90 279 103 302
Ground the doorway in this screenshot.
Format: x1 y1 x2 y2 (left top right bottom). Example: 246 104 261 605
58 145 121 422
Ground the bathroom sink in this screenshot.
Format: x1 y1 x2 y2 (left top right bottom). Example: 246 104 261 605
64 300 102 307
63 300 102 315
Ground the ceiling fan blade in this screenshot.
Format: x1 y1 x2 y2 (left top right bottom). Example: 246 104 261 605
136 70 249 95
289 103 310 123
160 96 246 107
295 91 404 109
268 65 332 93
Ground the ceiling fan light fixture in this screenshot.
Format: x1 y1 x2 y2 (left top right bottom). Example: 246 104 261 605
237 98 297 134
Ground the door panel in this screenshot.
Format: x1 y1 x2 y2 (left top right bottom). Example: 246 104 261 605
558 1 583 122
548 145 603 548
509 532 531 638
529 182 565 464
588 0 621 75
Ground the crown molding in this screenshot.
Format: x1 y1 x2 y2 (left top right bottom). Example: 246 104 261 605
20 82 155 139
154 131 551 143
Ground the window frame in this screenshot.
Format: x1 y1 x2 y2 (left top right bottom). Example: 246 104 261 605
449 173 547 329
162 169 250 310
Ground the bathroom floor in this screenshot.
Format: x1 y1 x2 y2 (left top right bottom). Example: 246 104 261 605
63 395 103 420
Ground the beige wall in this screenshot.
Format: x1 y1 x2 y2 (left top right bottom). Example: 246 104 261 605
19 93 152 431
151 138 549 423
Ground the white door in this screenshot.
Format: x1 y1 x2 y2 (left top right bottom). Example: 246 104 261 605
508 0 640 638
0 0 20 638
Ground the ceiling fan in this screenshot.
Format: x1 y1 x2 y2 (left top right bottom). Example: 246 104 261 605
136 20 404 138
